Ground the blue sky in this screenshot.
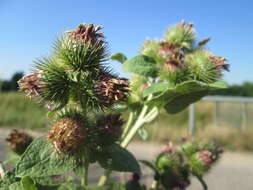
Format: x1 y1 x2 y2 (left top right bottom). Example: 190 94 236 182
0 0 252 84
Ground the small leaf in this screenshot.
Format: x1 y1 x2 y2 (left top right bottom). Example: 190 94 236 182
111 52 127 64
138 128 148 140
47 111 55 118
143 82 170 97
21 176 38 190
98 144 141 174
123 55 158 77
15 136 78 177
9 182 23 190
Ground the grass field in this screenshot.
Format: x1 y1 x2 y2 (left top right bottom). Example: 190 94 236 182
1 92 253 151
0 92 48 130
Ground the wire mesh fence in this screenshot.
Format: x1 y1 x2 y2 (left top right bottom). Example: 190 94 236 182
189 96 253 135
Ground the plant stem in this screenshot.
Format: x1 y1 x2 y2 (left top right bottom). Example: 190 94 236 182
97 95 155 185
121 117 145 147
82 162 89 187
122 111 134 139
121 95 153 147
196 175 208 190
97 170 111 186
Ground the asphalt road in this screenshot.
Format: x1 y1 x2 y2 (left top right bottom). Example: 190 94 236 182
1 129 253 190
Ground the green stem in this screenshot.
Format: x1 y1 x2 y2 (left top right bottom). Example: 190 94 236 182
97 95 154 185
97 170 111 186
121 95 153 148
150 180 159 189
121 117 145 147
196 175 208 190
122 111 134 139
82 162 89 187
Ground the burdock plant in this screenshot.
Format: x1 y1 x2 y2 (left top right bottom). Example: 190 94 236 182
0 21 228 190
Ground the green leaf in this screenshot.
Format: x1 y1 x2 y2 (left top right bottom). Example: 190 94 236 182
111 52 127 64
9 182 23 190
58 183 84 190
47 111 55 119
209 80 228 89
98 144 141 174
15 136 78 177
4 151 21 166
34 176 63 186
143 82 170 97
123 55 157 77
147 80 228 114
0 171 17 188
21 177 38 190
164 90 208 114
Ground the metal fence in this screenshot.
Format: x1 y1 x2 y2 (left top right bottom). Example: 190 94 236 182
188 95 253 135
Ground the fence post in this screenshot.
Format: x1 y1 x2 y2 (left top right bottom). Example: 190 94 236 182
189 104 195 135
241 102 248 130
214 101 220 127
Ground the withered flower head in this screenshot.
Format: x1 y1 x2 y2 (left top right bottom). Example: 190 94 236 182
67 23 104 45
197 150 215 165
159 42 184 73
95 114 124 145
95 75 129 106
6 130 33 155
159 42 179 56
177 20 193 29
18 72 43 98
48 118 87 154
181 135 193 142
161 142 178 153
209 55 229 72
198 37 211 46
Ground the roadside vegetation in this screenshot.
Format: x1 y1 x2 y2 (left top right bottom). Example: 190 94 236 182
1 92 253 151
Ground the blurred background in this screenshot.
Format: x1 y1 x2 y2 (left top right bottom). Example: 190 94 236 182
1 0 253 189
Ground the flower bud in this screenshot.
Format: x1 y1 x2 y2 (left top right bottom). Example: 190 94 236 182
95 75 129 106
6 130 33 155
165 20 195 49
156 152 182 170
159 42 184 73
209 54 229 71
161 142 178 154
186 50 221 83
67 23 104 46
48 118 87 154
140 40 162 63
197 150 215 165
18 72 44 98
95 114 124 146
189 149 215 176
